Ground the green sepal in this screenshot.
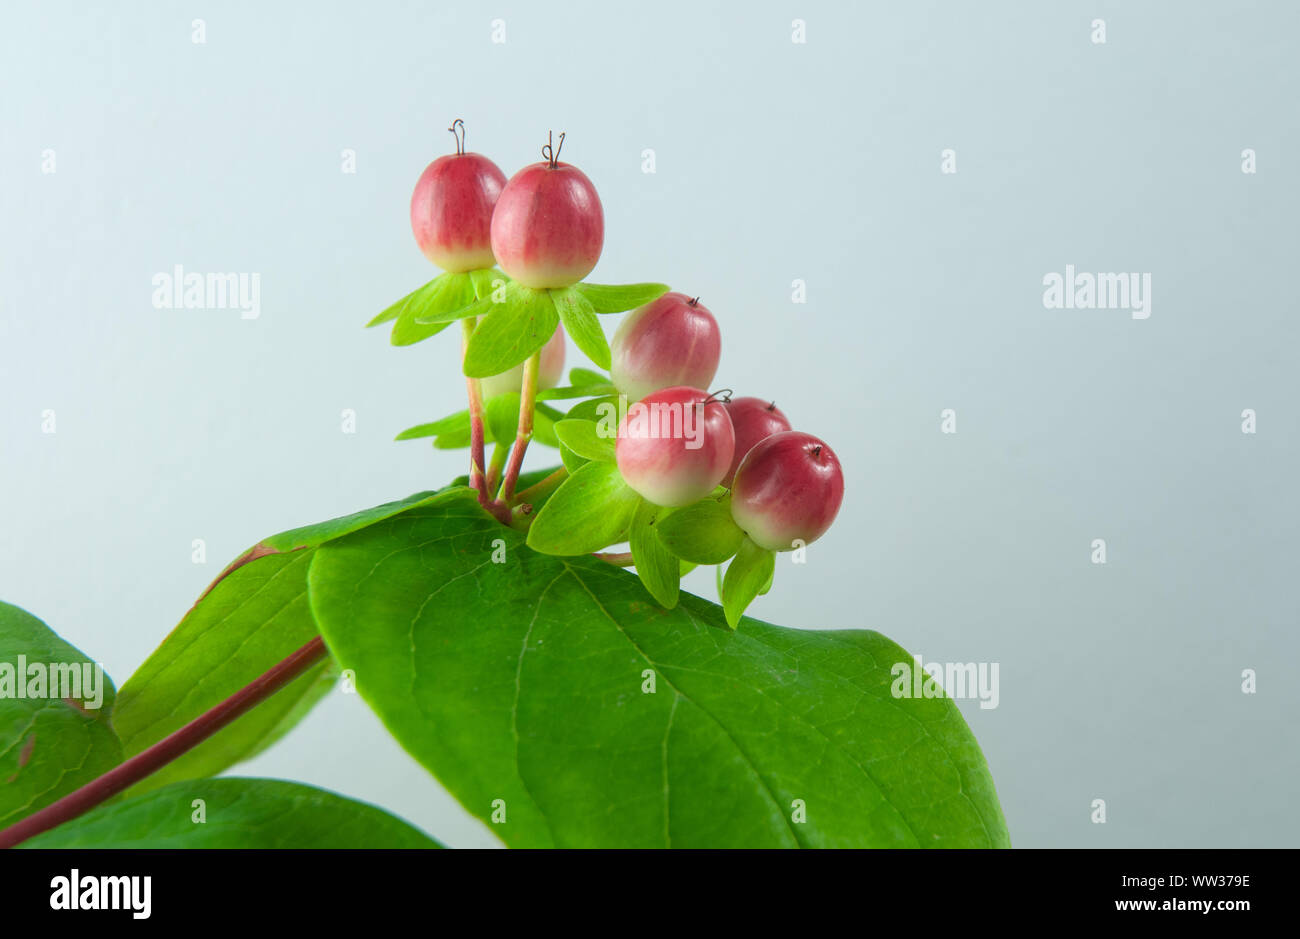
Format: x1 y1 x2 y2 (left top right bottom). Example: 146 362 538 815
551 287 610 369
369 272 482 346
564 394 622 424
629 500 681 609
654 493 745 564
536 382 618 401
569 367 610 386
525 461 640 556
721 536 776 629
463 283 560 378
553 419 616 463
573 282 671 314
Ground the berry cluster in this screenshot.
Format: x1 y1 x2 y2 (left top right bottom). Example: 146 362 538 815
371 122 844 626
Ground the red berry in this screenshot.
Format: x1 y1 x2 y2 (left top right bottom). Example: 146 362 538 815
410 152 506 272
615 386 735 507
721 397 792 487
729 432 844 551
480 326 566 399
610 293 721 401
490 160 604 288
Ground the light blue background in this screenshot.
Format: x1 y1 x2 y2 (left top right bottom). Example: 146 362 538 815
1 1 1296 847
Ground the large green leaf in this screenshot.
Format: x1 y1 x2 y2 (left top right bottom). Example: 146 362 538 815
0 603 123 828
112 551 330 795
21 778 440 848
308 492 1009 848
113 490 454 794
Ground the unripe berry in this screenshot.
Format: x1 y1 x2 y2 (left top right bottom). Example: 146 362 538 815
489 147 604 288
410 149 506 272
610 293 721 402
729 432 844 552
479 327 566 400
721 397 792 487
615 386 735 507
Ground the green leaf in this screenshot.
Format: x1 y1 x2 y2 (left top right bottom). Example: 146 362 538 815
113 490 461 794
468 267 506 298
533 409 560 449
395 410 473 442
564 394 622 425
569 367 610 386
21 778 440 848
721 536 777 630
308 492 1010 847
258 489 454 553
431 425 475 449
655 495 745 564
558 439 589 474
551 287 611 369
113 550 331 795
0 602 122 828
372 272 479 347
525 461 640 555
536 382 618 401
630 501 681 608
463 284 560 378
552 419 616 463
485 392 522 450
573 281 671 314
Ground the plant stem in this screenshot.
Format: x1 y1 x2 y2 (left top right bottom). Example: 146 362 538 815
461 318 489 505
486 442 508 494
593 551 636 567
0 636 329 849
512 466 568 506
496 351 539 504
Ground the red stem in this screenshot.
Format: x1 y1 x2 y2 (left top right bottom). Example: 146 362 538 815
496 352 539 504
0 635 329 849
462 320 490 505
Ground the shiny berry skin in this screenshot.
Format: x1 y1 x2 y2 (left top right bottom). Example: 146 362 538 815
729 432 844 551
479 326 566 399
721 397 792 487
410 152 506 272
610 293 721 402
615 386 735 507
489 161 604 288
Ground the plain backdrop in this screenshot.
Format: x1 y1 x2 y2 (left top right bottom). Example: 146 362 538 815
1 0 1296 847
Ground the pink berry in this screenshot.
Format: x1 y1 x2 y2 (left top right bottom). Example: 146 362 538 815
721 397 792 487
729 432 844 551
410 147 506 272
489 140 604 288
479 326 566 399
615 386 735 507
610 293 721 401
